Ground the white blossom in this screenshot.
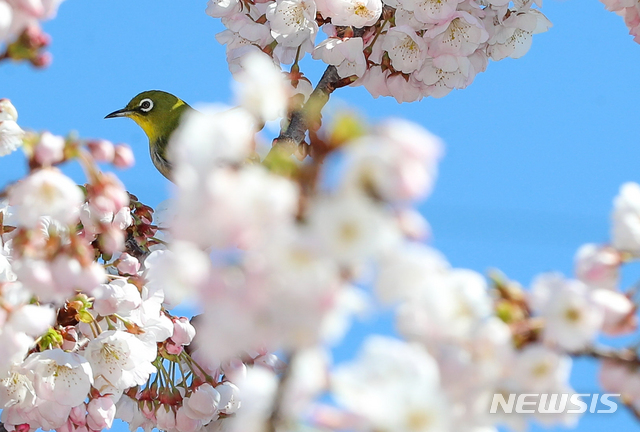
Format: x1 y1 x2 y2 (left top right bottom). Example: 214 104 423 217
9 168 83 229
84 330 157 395
333 336 449 432
21 349 93 407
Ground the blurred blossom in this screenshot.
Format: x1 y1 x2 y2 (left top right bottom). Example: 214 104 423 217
0 99 24 156
612 182 640 254
233 51 290 122
575 244 620 290
332 336 449 432
113 144 135 168
530 273 604 351
33 131 65 166
9 168 83 229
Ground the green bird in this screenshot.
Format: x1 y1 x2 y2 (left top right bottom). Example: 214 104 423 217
105 90 191 180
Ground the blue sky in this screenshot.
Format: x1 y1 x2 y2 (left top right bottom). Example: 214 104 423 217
1 0 640 430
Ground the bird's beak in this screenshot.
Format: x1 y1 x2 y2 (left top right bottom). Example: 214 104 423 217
104 108 133 119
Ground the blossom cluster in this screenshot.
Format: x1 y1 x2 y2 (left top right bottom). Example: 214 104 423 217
600 0 640 43
0 0 63 67
1 31 640 432
207 0 550 102
0 101 257 432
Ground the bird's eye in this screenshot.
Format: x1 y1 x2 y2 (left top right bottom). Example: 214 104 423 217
139 98 153 112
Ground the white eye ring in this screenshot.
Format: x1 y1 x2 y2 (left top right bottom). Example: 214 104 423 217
139 98 153 112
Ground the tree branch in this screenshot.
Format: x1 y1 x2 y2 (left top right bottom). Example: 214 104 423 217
266 352 296 432
572 345 640 366
264 65 342 164
571 345 640 421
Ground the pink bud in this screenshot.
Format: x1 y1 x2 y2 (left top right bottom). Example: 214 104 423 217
76 262 106 292
100 228 125 255
592 288 637 335
51 254 82 293
117 253 140 275
165 340 183 355
34 131 65 166
87 140 115 163
70 403 87 426
113 207 133 230
171 317 196 346
86 397 116 430
156 406 176 431
101 174 130 211
175 406 201 432
113 144 135 168
32 52 52 68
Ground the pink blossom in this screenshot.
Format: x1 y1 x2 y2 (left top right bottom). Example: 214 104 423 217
116 253 140 275
86 397 116 430
33 132 65 166
171 317 196 346
87 140 115 163
113 144 135 168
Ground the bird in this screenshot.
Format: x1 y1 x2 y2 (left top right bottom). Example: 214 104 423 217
105 90 191 180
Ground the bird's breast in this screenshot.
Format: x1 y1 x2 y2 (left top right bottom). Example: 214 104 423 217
150 144 173 180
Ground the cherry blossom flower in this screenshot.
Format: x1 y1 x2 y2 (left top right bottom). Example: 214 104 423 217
397 268 492 343
92 279 142 316
382 26 428 73
233 52 290 122
486 8 552 60
322 0 382 27
33 132 65 166
427 12 489 57
21 349 93 407
86 396 116 430
574 244 620 291
266 0 318 50
84 330 157 395
313 37 367 78
333 336 449 432
306 191 400 265
0 99 24 157
8 168 83 229
612 182 640 254
183 384 221 423
530 273 604 351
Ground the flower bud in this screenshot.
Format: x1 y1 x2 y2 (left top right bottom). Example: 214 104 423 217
34 131 65 166
87 140 115 162
183 384 220 423
114 144 135 168
171 317 196 346
176 406 201 432
87 397 116 430
156 406 176 431
70 403 87 426
99 228 125 255
117 253 140 275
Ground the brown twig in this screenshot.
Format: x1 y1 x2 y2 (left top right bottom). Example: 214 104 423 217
266 351 296 432
264 65 343 164
572 344 640 366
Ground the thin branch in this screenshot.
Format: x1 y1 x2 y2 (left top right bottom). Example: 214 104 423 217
266 352 296 432
264 66 343 164
572 344 640 366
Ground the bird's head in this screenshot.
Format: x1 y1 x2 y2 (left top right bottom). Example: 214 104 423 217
105 90 190 144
